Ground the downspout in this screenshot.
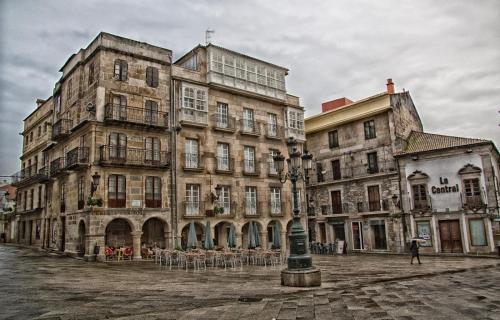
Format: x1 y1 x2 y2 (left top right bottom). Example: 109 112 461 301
169 76 177 248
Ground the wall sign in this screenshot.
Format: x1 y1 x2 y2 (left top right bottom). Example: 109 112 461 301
431 177 459 194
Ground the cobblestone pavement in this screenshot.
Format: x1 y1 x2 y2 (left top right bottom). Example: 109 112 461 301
0 245 499 320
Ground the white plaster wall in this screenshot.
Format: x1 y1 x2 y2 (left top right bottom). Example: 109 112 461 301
405 154 486 212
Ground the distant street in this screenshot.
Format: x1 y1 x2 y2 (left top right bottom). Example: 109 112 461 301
0 245 499 320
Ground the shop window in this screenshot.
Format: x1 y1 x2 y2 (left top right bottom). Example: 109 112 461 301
469 220 487 246
416 221 432 247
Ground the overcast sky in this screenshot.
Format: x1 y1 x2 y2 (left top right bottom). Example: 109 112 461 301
0 0 499 175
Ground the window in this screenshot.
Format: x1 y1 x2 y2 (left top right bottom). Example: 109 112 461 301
242 108 254 132
37 126 41 137
287 109 304 131
372 220 387 250
108 175 126 208
112 95 127 120
211 51 223 73
270 188 281 214
464 178 481 197
416 221 432 247
367 185 381 211
367 152 379 173
469 220 487 246
23 191 27 211
108 133 127 160
183 87 195 109
54 94 61 114
246 63 256 82
245 186 257 215
244 146 256 173
331 160 341 180
267 113 277 137
185 139 199 168
145 100 158 125
217 143 230 171
316 162 324 183
146 66 159 87
364 120 376 139
235 58 245 79
216 102 229 128
145 137 160 162
38 185 42 209
352 221 364 250
30 189 34 210
78 177 85 210
60 183 66 213
182 85 207 123
114 59 128 81
412 184 428 209
182 54 197 70
268 149 279 175
217 186 231 214
328 130 339 148
30 132 33 142
88 61 95 85
185 184 200 215
223 55 235 77
34 156 38 174
331 190 342 214
145 176 161 208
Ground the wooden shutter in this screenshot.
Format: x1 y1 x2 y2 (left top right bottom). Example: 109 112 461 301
117 175 126 207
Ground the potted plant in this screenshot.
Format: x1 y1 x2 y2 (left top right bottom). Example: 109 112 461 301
87 196 103 207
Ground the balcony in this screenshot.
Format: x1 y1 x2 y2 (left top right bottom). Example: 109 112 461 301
211 114 236 132
320 203 349 215
269 201 286 217
99 146 170 169
181 201 206 219
52 119 72 140
244 201 264 218
210 201 237 218
241 160 261 176
411 198 432 213
461 194 486 210
179 108 208 127
215 157 235 175
239 120 261 136
66 147 90 170
104 104 169 129
181 153 205 171
50 157 66 177
357 199 389 213
308 161 397 185
11 165 49 186
285 127 305 141
265 124 284 140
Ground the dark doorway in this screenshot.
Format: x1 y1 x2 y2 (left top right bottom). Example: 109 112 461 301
60 216 66 252
439 220 462 253
332 223 345 241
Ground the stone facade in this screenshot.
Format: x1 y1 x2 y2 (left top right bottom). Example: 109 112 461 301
305 83 423 253
10 32 307 260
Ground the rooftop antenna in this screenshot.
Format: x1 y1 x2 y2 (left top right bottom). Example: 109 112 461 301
206 29 215 45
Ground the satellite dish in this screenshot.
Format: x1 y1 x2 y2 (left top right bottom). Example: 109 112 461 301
86 102 95 112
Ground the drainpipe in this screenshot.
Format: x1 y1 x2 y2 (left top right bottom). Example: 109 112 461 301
396 157 407 252
169 77 178 248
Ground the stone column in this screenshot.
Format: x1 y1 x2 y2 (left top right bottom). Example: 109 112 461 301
281 231 287 254
236 232 242 249
260 232 267 249
131 231 143 260
164 231 171 249
86 234 105 262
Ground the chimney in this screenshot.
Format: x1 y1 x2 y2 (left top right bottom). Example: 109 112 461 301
322 97 353 112
386 79 395 94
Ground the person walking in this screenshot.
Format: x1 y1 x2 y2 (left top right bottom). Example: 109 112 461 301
410 240 421 264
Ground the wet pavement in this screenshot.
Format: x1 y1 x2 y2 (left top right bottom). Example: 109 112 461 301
0 245 499 320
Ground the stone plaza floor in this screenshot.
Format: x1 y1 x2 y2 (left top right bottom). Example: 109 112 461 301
0 245 499 320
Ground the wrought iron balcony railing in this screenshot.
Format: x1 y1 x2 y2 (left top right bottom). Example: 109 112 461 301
66 147 90 169
104 104 169 128
99 146 169 168
240 119 261 136
211 114 236 132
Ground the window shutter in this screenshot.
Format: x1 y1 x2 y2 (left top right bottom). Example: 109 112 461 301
121 60 128 81
146 67 152 86
152 67 159 87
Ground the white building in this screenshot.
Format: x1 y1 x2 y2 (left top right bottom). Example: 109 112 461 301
396 131 500 254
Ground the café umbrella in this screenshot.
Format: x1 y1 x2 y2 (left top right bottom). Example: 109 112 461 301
204 221 214 250
247 221 256 249
228 224 236 248
187 221 198 249
273 223 281 248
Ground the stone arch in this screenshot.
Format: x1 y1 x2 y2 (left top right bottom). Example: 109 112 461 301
213 220 234 248
180 221 204 249
105 218 133 248
141 217 169 249
77 220 86 257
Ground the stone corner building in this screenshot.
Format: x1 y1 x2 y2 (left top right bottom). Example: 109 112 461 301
396 131 500 254
10 32 307 260
305 80 424 253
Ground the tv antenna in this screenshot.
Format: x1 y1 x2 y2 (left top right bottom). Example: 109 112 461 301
206 29 215 45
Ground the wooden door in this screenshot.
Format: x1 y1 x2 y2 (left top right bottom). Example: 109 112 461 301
439 220 462 253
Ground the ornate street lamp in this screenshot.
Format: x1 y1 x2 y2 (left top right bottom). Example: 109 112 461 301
90 172 101 197
274 137 321 287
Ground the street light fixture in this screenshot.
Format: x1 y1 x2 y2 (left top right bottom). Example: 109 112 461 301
90 172 101 197
274 137 321 287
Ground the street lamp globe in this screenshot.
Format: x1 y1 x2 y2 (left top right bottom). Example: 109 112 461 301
92 172 101 187
286 137 297 156
273 152 286 174
301 150 313 170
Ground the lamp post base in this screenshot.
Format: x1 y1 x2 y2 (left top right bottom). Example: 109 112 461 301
281 268 321 287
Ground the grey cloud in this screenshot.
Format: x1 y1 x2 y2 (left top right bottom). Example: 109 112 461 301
0 0 499 174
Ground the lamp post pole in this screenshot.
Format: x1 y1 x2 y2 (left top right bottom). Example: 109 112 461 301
274 137 321 287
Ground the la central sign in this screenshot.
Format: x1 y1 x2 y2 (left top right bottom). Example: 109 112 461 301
431 177 459 194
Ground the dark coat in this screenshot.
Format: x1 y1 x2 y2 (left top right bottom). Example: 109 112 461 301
410 241 419 257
